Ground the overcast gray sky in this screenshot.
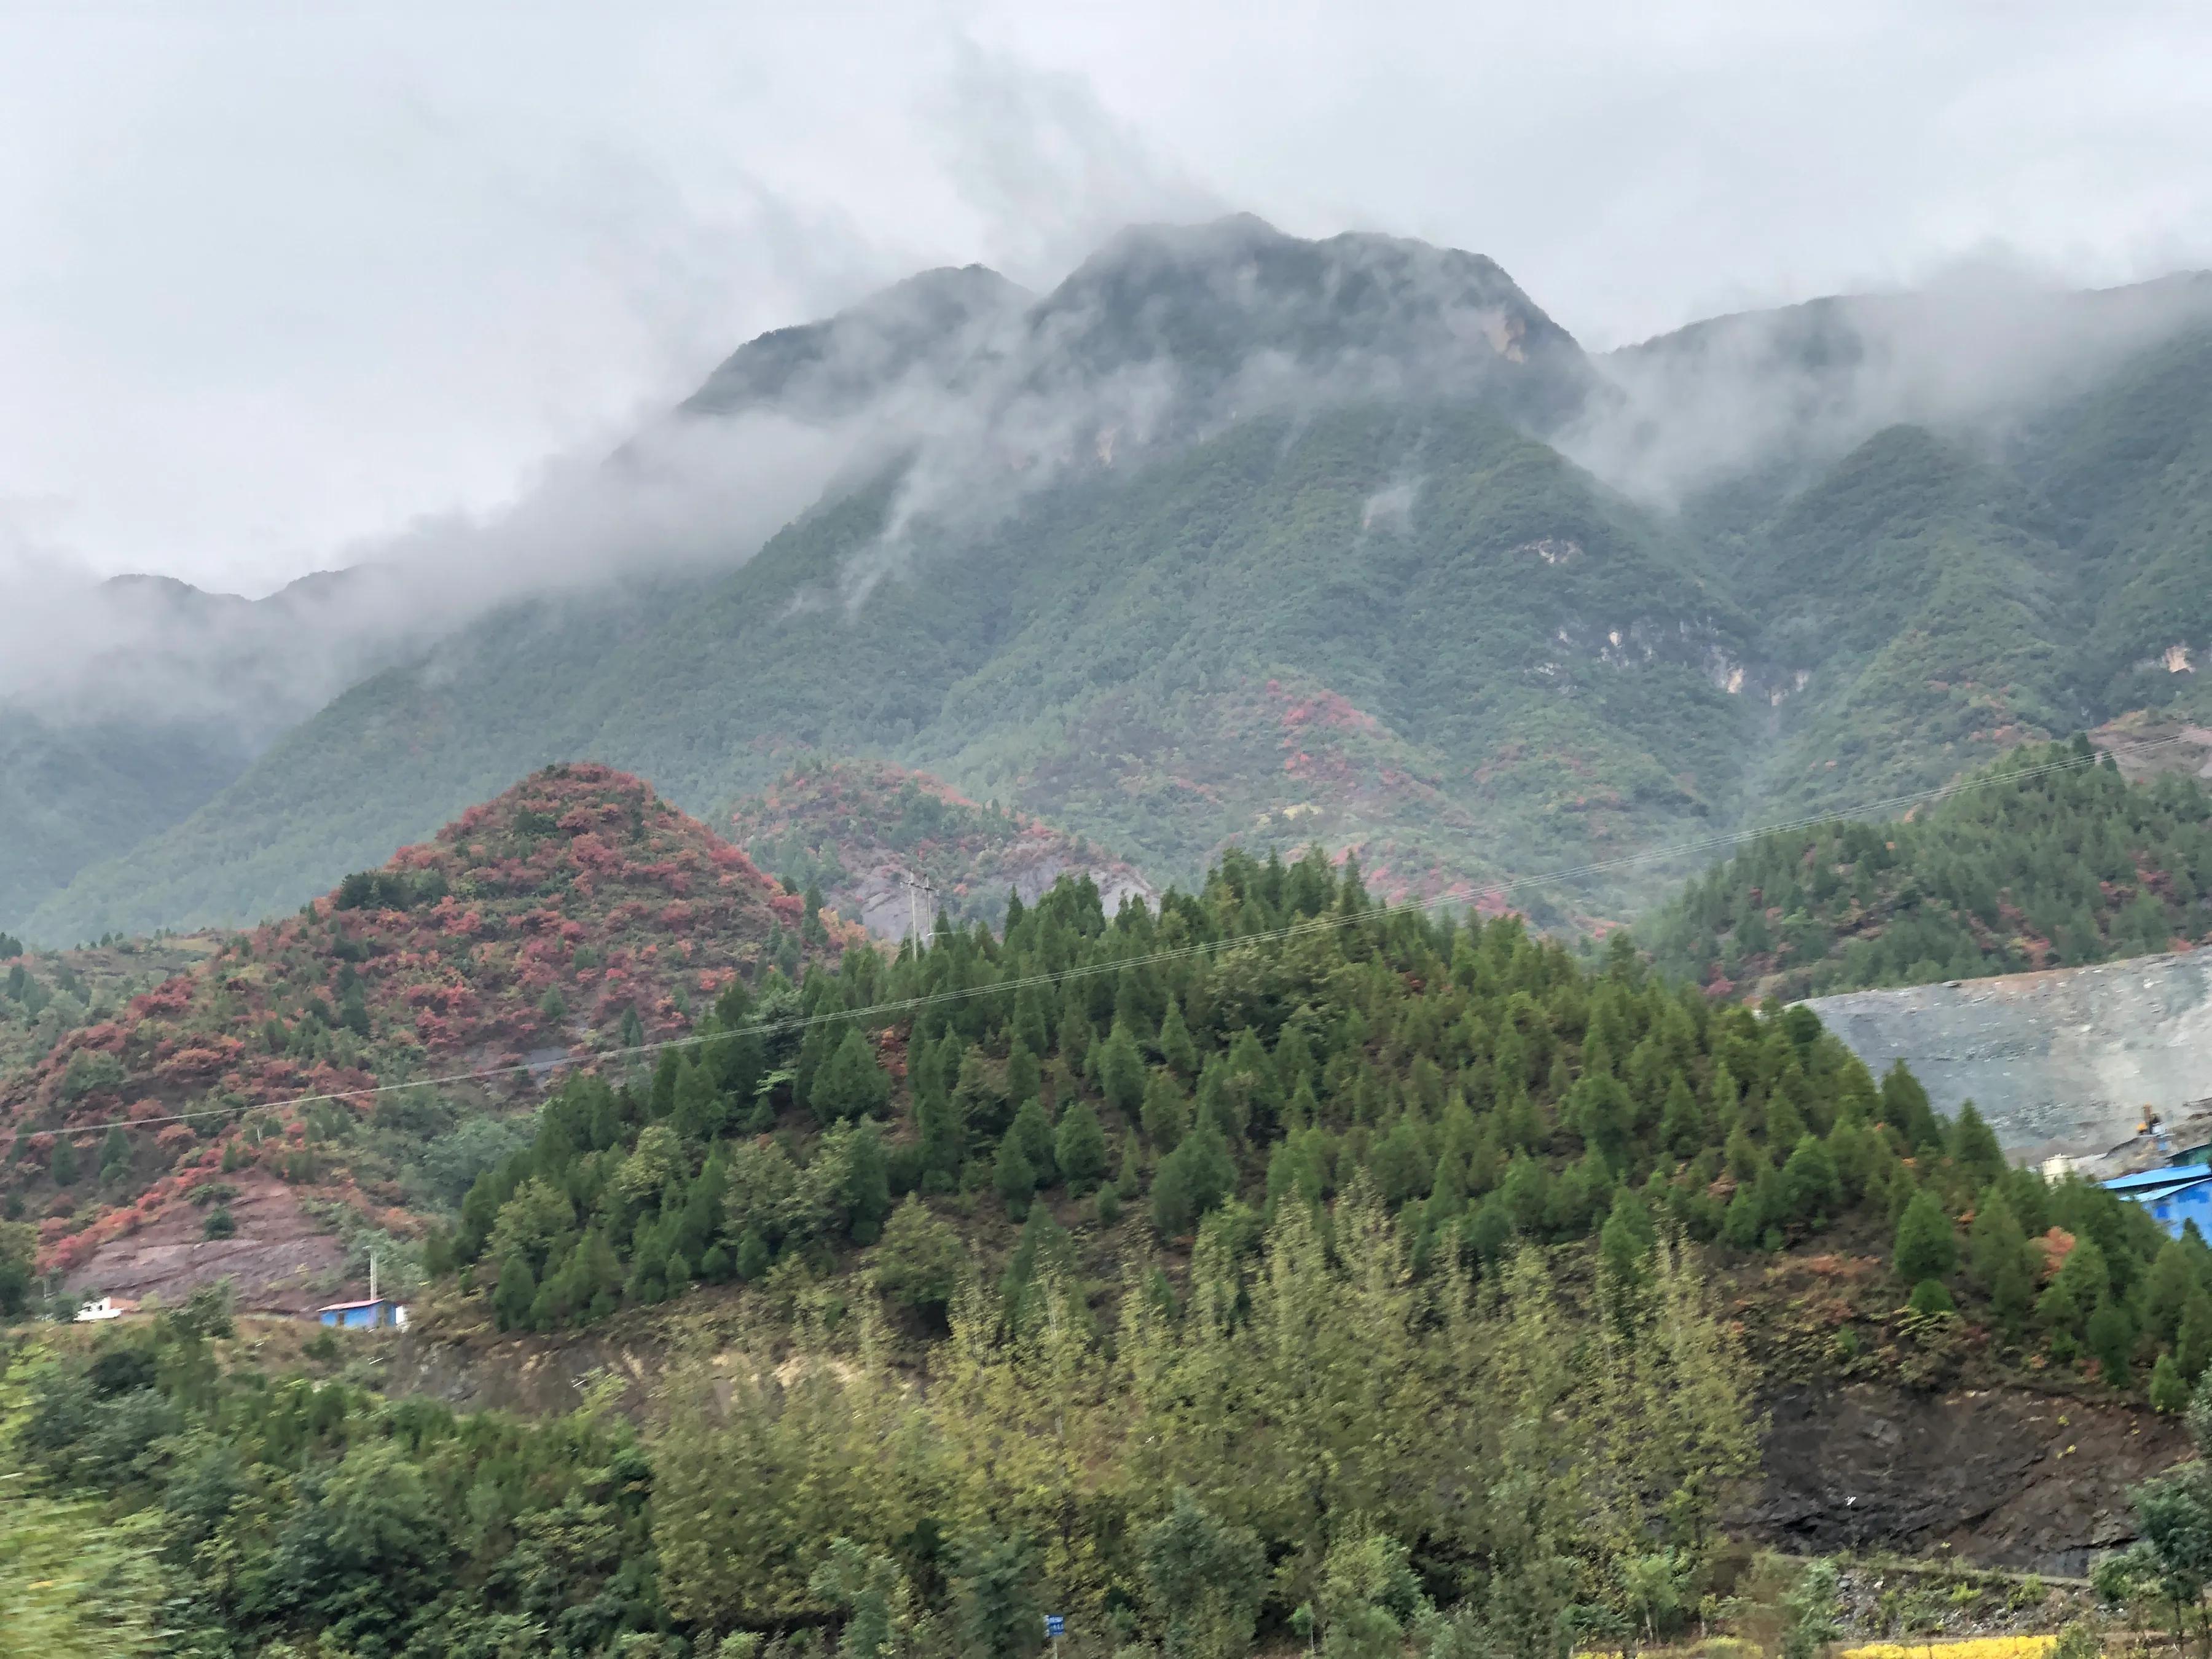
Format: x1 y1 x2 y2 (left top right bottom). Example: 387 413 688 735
4 2 2208 595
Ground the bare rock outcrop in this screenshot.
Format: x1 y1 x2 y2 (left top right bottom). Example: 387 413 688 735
1803 948 2212 1158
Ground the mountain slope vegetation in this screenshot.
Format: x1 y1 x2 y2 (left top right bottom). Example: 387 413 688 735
0 712 253 924
11 808 2210 1658
1718 426 2087 812
15 225 2212 957
29 396 1757 942
0 765 856 1286
1649 739 2212 1000
729 756 1154 938
0 568 410 926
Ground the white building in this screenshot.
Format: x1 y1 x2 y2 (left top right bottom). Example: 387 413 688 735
74 1295 139 1322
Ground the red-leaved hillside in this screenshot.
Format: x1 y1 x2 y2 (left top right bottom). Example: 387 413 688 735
729 756 1157 939
0 763 859 1295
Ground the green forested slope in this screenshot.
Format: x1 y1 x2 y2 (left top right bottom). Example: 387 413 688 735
0 713 251 924
29 401 1757 941
1649 740 2212 998
11 845 2206 1658
1724 426 2087 812
22 249 2212 952
2038 326 2212 709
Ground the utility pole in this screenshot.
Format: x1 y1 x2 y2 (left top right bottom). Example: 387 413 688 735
903 874 938 947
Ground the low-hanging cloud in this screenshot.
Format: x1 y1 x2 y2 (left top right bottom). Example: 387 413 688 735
0 403 868 737
9 206 2210 755
826 211 1597 605
1561 259 2212 506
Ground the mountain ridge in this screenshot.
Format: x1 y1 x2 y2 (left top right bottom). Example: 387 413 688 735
14 219 2212 946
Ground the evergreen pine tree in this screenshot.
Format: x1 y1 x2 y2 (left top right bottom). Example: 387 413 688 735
1968 1188 2038 1333
994 1132 1038 1216
1781 1133 1841 1225
2141 1239 2200 1344
1005 1040 1041 1110
339 984 372 1037
813 1027 892 1124
575 1227 623 1319
1196 1056 1243 1143
1705 1062 1741 1142
1138 1068 1188 1151
1660 1073 1704 1156
1010 1097 1056 1186
917 1073 965 1192
1012 982 1051 1057
954 1530 1043 1659
1159 998 1200 1079
1893 1190 1958 1284
1097 1020 1147 1118
2150 1350 2192 1412
1054 1100 1108 1194
649 1050 681 1120
1722 1182 1764 1250
670 1055 726 1140
2181 1292 2212 1380
2086 1298 2137 1382
845 1120 892 1245
626 1236 670 1304
1599 1187 1656 1282
50 1136 77 1188
493 1250 537 1330
1057 979 1094 1071
2041 1237 2108 1346
1151 1143 1198 1239
1949 1102 2006 1186
1881 1061 1940 1151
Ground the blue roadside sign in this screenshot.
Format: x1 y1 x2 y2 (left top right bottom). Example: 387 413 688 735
1045 1615 1065 1639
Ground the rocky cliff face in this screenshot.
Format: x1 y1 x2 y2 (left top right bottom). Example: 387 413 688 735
1752 1382 2183 1574
1803 948 2212 1158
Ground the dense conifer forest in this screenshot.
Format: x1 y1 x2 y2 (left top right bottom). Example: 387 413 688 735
1650 740 2212 1000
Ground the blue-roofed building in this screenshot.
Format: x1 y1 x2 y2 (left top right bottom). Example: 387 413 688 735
315 1255 407 1331
2103 1163 2212 1239
315 1297 407 1330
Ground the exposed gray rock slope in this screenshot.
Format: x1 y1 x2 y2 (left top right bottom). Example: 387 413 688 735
1803 949 2212 1158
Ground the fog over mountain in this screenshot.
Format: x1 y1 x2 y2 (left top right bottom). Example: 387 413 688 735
10 6 2212 597
8 205 2212 944
5 213 1595 715
10 218 2208 727
1572 269 2212 504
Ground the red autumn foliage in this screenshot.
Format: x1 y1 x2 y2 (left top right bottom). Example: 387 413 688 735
2 762 856 1272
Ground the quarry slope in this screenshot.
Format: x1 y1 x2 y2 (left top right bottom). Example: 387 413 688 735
1803 946 2212 1158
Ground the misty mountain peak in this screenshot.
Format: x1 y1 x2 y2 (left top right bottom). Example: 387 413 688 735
1021 213 1590 425
680 262 1032 422
675 214 1594 449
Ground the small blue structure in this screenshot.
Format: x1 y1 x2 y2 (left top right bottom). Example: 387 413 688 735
316 1297 404 1330
2103 1164 2212 1239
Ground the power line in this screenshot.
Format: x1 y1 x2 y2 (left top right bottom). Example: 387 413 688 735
38 733 2192 1139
